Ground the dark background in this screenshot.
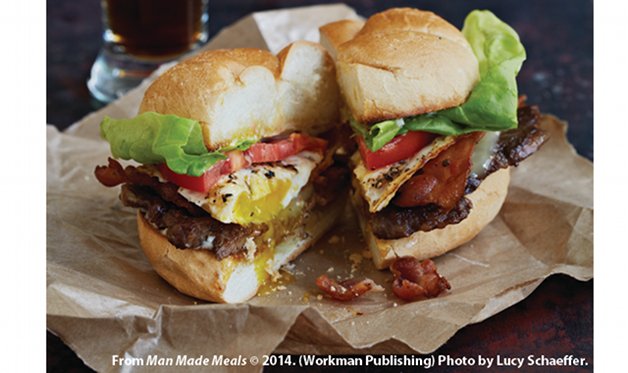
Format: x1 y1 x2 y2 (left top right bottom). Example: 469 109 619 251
47 0 593 371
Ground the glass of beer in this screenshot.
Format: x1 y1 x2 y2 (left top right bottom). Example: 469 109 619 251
88 0 209 103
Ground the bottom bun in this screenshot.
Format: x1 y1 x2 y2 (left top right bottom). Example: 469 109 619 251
352 168 510 269
137 198 345 303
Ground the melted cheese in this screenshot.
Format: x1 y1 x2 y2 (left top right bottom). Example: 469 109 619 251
470 131 500 178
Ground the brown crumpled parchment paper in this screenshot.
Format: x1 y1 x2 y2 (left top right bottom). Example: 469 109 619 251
47 4 592 373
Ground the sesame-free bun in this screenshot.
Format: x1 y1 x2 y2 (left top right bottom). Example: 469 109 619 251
351 168 510 269
139 41 340 150
319 19 365 60
320 8 479 124
137 194 345 303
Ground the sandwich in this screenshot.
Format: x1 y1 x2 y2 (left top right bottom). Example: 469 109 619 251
94 41 350 303
320 8 548 270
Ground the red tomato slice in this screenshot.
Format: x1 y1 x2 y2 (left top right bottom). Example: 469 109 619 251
245 133 327 163
158 133 327 193
357 131 437 171
290 133 328 153
225 150 250 171
157 162 225 193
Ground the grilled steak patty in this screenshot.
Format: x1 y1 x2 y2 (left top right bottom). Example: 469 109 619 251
120 184 266 259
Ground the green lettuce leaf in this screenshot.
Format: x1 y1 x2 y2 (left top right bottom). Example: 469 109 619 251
350 118 403 150
402 114 474 135
359 10 526 151
100 112 228 176
218 139 256 153
439 10 526 128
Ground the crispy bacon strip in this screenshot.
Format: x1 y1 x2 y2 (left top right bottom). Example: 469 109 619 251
393 132 483 210
95 158 206 216
390 257 451 301
315 274 379 301
518 95 528 108
94 157 126 186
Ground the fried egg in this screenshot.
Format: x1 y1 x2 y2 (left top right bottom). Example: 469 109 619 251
352 136 455 213
179 151 322 225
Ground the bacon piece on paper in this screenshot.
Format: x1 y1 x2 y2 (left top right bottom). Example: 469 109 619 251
315 274 381 301
390 257 451 301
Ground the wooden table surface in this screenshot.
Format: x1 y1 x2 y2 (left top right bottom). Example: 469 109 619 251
47 1 593 371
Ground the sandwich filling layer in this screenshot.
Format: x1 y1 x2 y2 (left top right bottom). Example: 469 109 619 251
360 105 547 240
96 156 349 259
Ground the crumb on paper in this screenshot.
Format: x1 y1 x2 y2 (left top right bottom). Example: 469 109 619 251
293 269 305 277
282 262 295 273
327 267 334 273
328 235 340 244
270 271 282 282
393 302 398 307
264 259 281 282
347 307 364 317
367 279 385 292
349 253 363 265
349 253 363 274
302 292 310 303
316 294 323 301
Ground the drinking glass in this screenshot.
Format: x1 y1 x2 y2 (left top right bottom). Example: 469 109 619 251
88 0 209 103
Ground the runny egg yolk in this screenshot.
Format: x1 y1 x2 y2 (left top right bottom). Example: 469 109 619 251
232 178 292 224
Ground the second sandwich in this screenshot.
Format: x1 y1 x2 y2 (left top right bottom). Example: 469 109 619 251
320 8 548 269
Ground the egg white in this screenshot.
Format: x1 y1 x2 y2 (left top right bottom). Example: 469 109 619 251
178 151 322 225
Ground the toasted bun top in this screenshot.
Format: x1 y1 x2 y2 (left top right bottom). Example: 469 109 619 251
319 19 365 60
140 42 340 150
320 8 479 123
